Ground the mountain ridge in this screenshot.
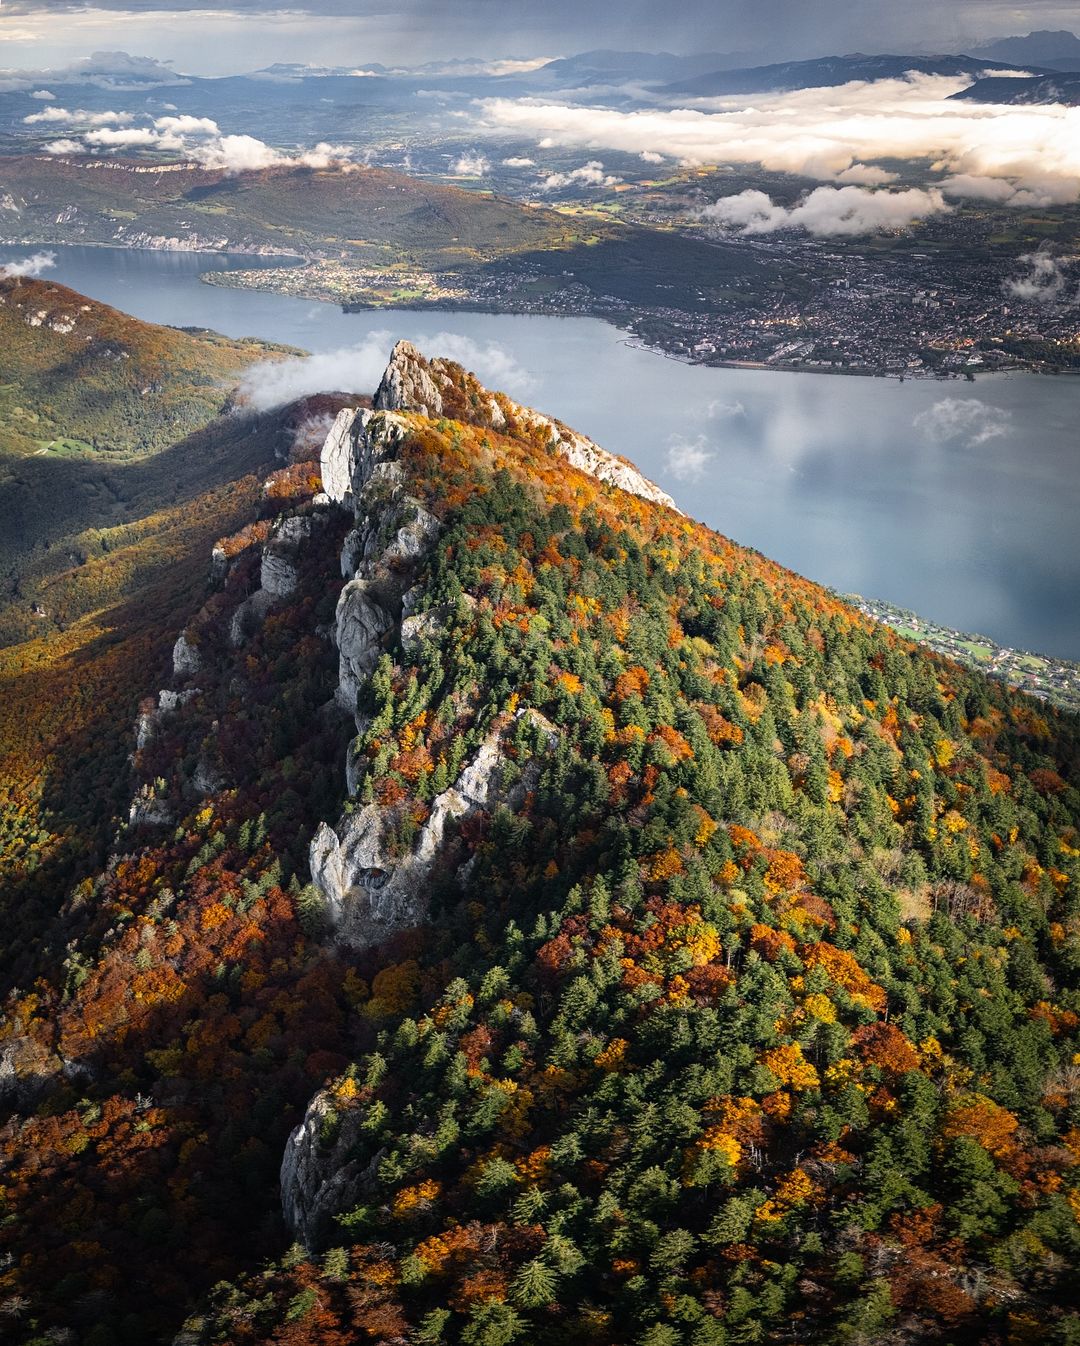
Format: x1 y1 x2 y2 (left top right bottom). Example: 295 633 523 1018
1 327 1079 1344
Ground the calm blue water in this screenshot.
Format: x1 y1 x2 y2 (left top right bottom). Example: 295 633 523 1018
5 243 1078 659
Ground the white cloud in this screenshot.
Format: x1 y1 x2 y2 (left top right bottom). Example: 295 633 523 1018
189 133 286 172
84 126 184 149
640 150 665 164
541 159 621 191
23 106 75 125
451 151 490 175
185 134 356 174
23 105 133 126
153 114 220 136
698 185 949 236
834 163 898 185
473 74 1080 206
238 332 533 412
1007 250 1069 302
420 56 555 78
665 434 714 481
502 155 536 167
30 90 56 101
238 337 392 411
914 398 1012 448
940 173 1019 202
26 101 357 176
1 250 57 279
425 332 535 393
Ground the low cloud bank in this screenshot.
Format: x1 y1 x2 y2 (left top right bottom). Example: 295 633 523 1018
474 73 1080 207
914 398 1012 448
0 51 188 95
699 185 949 236
30 107 359 176
0 250 56 279
24 106 133 126
238 333 534 413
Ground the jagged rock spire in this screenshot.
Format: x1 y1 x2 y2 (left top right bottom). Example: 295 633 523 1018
373 339 445 418
368 339 680 512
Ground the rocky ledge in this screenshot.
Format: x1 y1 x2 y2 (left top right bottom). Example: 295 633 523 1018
373 339 680 512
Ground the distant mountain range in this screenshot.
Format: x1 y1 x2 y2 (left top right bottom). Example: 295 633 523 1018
659 52 1051 97
971 29 1080 73
951 71 1080 105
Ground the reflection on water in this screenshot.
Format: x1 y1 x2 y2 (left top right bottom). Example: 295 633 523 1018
5 243 1078 659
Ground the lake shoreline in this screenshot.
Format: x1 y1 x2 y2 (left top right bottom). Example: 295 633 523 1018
3 241 1076 662
197 259 1071 382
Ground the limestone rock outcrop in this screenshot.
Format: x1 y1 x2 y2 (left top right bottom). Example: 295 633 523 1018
373 338 679 512
315 405 442 723
310 709 555 949
307 347 600 949
229 508 327 647
373 338 445 418
334 577 397 714
260 514 313 597
280 1089 379 1248
134 688 198 750
171 631 201 679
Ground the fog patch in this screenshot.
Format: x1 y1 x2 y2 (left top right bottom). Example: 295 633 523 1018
451 151 491 175
0 250 57 279
1007 250 1070 303
914 398 1012 448
541 159 621 190
665 434 715 481
237 332 534 412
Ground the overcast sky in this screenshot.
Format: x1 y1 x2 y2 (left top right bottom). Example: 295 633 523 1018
2 1 1079 75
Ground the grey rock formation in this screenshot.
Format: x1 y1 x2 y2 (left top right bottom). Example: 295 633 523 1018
319 407 357 505
310 710 555 949
374 338 445 418
229 511 326 648
400 595 475 656
135 688 199 750
171 631 201 679
315 406 443 723
261 514 313 598
228 587 275 648
371 338 679 512
280 1089 379 1248
128 783 174 828
334 577 396 713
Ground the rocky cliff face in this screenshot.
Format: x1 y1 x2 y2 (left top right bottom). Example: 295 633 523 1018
279 1089 378 1248
302 340 688 956
308 390 560 950
310 707 554 948
281 342 686 1247
374 339 680 512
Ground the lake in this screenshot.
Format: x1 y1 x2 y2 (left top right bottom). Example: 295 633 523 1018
5 243 1078 660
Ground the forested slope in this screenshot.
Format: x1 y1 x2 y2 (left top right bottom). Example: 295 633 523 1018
1 343 1078 1346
